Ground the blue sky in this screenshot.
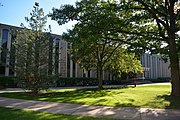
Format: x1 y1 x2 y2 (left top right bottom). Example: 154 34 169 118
0 0 78 35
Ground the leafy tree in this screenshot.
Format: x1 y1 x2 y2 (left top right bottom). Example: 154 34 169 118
50 0 180 96
63 25 142 89
118 0 180 96
50 0 143 89
13 2 55 94
107 48 143 78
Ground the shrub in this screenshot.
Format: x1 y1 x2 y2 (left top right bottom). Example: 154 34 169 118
0 76 17 88
17 75 57 94
149 77 171 83
54 77 98 87
55 77 123 87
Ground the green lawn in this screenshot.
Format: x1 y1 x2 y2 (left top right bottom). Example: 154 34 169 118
0 85 180 109
0 107 118 120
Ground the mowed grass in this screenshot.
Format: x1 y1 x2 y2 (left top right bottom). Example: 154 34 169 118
0 107 118 120
1 85 180 109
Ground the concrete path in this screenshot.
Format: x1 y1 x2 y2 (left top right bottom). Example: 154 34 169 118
0 97 180 120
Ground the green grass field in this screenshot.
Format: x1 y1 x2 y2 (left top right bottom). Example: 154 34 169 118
0 107 118 120
0 85 180 109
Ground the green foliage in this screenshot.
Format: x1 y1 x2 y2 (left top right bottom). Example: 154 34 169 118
107 48 143 77
17 75 56 93
50 0 143 89
0 76 17 88
13 2 55 94
50 0 180 95
55 77 98 87
150 77 171 83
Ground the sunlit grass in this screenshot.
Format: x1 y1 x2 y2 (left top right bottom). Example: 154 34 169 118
1 85 180 109
0 107 118 120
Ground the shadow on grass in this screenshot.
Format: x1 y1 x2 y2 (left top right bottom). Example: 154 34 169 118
156 95 180 109
142 93 180 109
0 87 130 103
0 107 117 120
115 102 140 108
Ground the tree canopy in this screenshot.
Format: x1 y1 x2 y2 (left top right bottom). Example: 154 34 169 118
50 0 180 96
50 0 143 89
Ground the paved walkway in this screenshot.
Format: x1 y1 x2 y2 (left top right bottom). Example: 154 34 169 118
0 97 180 120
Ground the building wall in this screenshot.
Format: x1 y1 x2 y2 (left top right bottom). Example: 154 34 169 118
0 23 62 76
59 40 67 77
0 23 171 80
140 53 171 79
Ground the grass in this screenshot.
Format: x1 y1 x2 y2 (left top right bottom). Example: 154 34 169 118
0 107 118 120
1 85 180 109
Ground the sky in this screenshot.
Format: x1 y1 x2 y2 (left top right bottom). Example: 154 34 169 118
0 0 78 35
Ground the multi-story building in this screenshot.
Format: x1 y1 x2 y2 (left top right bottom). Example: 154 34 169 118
140 54 171 79
0 23 171 80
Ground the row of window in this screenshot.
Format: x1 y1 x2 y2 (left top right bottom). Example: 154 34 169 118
0 28 61 76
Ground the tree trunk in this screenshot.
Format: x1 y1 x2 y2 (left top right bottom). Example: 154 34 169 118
169 1 180 96
169 32 180 96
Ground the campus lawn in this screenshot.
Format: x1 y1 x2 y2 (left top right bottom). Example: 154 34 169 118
1 85 180 109
0 107 118 120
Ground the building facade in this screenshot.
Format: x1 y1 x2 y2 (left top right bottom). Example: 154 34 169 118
0 23 171 79
140 54 171 79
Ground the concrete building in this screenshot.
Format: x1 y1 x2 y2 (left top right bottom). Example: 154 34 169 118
0 23 171 80
140 53 171 79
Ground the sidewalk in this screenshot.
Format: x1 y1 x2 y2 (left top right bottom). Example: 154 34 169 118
0 97 180 120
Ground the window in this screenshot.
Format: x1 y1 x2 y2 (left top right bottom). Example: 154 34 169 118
55 38 60 74
9 35 15 75
0 29 9 75
67 42 70 77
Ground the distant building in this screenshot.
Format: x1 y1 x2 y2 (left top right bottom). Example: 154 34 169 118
0 23 171 79
140 54 171 79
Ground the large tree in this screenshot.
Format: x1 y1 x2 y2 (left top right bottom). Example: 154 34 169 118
63 25 142 89
119 0 180 96
50 0 180 96
13 2 55 94
50 0 142 89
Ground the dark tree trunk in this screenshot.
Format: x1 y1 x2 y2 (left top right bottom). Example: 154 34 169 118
168 31 180 96
169 1 180 96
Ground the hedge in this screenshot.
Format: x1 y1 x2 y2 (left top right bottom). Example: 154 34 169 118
150 77 171 83
55 77 98 87
0 76 18 88
55 77 124 87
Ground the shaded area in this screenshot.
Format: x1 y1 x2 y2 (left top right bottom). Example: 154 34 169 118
0 107 118 120
1 97 180 120
0 98 140 120
156 95 180 109
0 85 177 109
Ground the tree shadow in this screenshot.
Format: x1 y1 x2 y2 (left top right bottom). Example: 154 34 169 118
0 87 132 107
156 94 180 109
142 93 180 109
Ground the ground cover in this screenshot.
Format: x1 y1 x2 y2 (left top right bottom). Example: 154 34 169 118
0 85 180 109
0 107 118 120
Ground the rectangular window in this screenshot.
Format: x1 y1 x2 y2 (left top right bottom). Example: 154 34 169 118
0 29 9 75
67 42 70 77
9 35 15 75
55 38 60 74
